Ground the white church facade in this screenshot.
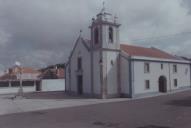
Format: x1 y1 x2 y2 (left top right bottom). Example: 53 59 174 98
65 9 191 98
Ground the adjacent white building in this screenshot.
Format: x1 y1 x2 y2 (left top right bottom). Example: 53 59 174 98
65 8 191 98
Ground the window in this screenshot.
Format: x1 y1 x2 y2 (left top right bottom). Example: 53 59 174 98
161 64 163 70
185 68 188 75
174 79 178 87
77 57 82 70
111 60 114 66
173 65 177 73
144 63 150 73
22 81 35 87
109 27 113 43
145 80 150 90
94 28 99 44
0 81 9 87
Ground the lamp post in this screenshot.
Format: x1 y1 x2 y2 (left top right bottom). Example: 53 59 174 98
15 61 23 98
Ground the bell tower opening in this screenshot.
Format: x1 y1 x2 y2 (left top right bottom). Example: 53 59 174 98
90 6 121 50
94 27 99 45
109 26 113 43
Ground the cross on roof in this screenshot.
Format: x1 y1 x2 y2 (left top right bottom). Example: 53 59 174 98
101 1 105 13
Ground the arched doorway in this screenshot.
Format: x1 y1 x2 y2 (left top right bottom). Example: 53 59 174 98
158 76 167 93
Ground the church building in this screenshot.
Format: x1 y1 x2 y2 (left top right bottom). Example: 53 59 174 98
65 8 191 98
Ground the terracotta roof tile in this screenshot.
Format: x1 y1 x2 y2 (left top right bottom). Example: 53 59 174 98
21 67 40 74
120 44 178 60
57 68 65 78
38 68 65 79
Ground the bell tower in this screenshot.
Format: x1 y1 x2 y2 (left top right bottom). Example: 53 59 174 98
89 5 122 99
90 6 121 50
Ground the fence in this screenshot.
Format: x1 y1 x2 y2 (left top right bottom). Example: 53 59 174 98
0 80 40 94
41 79 65 92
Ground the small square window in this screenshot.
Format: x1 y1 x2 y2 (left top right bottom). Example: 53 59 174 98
174 79 178 87
145 80 150 90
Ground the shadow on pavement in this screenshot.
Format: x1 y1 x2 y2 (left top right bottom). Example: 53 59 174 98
166 96 191 107
137 125 171 128
93 121 120 128
23 91 92 100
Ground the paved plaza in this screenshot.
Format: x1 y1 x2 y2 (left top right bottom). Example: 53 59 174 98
0 92 128 116
0 90 191 128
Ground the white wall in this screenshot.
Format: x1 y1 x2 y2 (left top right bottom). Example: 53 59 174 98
120 56 130 95
169 63 190 90
69 38 91 94
133 61 169 94
104 51 119 95
132 61 191 95
93 51 101 95
16 73 39 80
0 87 35 94
41 79 65 92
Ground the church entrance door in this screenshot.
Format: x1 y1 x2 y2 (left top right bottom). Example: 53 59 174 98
77 75 83 95
159 76 167 93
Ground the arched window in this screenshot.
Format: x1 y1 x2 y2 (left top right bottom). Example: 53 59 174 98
109 27 113 43
94 28 99 44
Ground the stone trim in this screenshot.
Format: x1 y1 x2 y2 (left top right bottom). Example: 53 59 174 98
81 38 90 51
129 56 133 98
132 58 190 65
90 21 121 29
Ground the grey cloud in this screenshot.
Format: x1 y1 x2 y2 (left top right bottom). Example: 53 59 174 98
0 0 191 72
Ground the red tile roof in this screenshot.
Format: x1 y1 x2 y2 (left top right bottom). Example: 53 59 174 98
12 67 40 74
38 68 65 79
120 44 178 60
20 67 40 74
0 67 40 80
57 68 65 79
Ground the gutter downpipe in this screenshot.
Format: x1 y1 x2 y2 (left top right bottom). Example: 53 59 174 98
168 63 172 92
129 56 133 98
190 63 191 88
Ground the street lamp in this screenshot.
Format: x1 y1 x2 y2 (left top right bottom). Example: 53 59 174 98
15 61 23 98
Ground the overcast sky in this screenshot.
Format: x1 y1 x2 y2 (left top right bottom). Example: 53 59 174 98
0 0 191 73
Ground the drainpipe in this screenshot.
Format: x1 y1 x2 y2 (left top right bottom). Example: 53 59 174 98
64 66 67 92
129 56 133 98
168 63 172 92
190 63 191 88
